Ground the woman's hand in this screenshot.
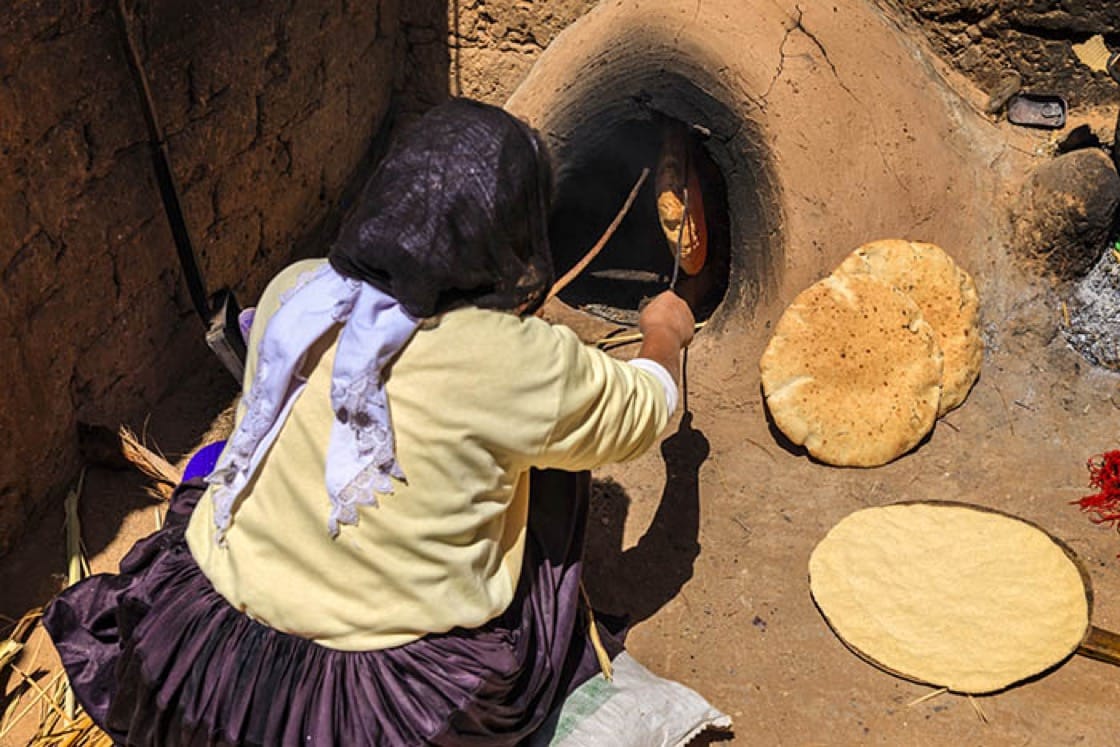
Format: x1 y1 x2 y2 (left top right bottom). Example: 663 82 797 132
639 291 695 350
637 291 695 387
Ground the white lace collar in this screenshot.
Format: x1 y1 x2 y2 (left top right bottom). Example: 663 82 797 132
206 264 420 543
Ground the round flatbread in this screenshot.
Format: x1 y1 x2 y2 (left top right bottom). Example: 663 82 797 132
760 272 943 467
836 239 982 415
809 503 1090 694
655 133 707 276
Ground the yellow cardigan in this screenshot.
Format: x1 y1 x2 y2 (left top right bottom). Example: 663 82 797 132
185 260 671 651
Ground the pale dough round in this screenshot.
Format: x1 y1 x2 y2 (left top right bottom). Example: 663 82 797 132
836 239 982 415
759 272 943 467
809 503 1090 694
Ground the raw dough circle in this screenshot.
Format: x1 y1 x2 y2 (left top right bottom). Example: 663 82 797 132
809 503 1090 693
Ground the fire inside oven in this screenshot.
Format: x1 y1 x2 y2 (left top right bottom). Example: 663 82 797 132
548 115 731 325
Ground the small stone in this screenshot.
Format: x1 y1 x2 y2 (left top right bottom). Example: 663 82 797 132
1011 149 1120 279
985 69 1022 114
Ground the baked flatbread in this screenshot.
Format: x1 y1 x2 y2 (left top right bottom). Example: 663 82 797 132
809 503 1090 694
655 127 707 276
836 239 982 415
760 272 943 467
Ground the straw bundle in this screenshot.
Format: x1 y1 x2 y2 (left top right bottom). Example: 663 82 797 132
3 421 194 744
1073 35 1111 72
29 694 114 747
118 426 182 499
0 609 41 681
0 472 115 745
11 402 273 743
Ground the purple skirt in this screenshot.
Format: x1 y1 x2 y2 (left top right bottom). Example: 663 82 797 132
43 470 612 746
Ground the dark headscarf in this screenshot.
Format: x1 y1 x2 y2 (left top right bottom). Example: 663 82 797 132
329 98 555 318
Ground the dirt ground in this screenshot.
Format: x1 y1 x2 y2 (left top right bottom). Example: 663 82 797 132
588 300 1120 746
4 1 1120 744
504 1 1120 739
4 274 1120 747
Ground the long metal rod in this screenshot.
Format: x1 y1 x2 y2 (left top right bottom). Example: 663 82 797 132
669 138 693 291
670 183 687 290
112 0 211 325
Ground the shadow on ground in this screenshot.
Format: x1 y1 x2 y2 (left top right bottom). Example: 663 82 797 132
583 413 709 626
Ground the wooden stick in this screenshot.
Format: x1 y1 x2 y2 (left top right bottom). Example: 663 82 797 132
0 608 41 674
596 321 707 349
63 469 87 721
546 168 650 302
0 670 65 741
906 687 948 707
8 666 69 724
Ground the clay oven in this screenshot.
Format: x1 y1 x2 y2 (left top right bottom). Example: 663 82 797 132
511 59 784 331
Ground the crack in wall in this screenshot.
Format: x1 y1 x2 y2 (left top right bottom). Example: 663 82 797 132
795 5 857 101
761 13 795 104
763 6 911 199
763 6 858 104
672 0 704 46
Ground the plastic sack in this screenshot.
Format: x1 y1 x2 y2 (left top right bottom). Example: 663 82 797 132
531 652 732 746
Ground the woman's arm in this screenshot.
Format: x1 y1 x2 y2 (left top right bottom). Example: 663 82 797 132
637 291 695 386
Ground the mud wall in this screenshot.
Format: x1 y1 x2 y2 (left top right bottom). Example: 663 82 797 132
431 1 1120 121
889 0 1120 109
450 0 598 103
0 0 400 556
395 0 598 121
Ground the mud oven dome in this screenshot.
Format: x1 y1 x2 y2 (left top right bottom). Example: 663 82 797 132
512 66 783 329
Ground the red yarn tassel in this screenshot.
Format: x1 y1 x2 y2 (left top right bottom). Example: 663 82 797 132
1074 450 1120 526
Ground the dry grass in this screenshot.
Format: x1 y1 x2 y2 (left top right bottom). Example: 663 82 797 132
0 609 40 676
0 439 174 747
119 426 182 499
22 470 113 745
0 594 107 742
199 398 238 446
28 696 113 747
2 418 232 744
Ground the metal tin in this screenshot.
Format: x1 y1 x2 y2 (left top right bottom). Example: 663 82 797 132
1007 93 1068 130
